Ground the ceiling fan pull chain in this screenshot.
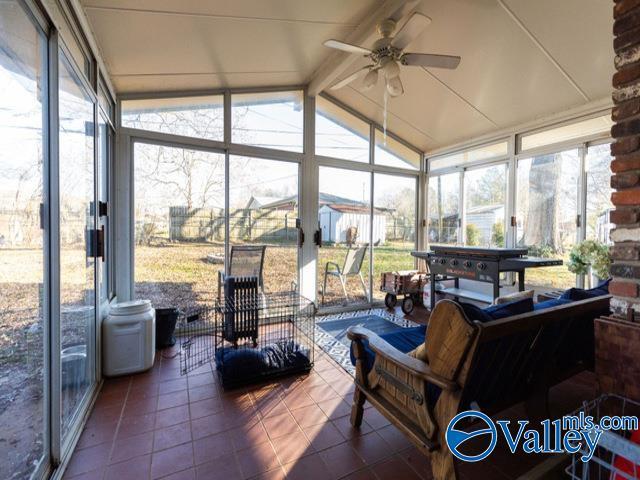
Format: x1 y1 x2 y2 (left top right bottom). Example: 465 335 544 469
383 87 388 145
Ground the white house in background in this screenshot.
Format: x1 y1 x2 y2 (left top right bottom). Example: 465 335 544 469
319 204 387 245
249 193 389 245
466 204 505 244
246 196 290 209
248 192 367 211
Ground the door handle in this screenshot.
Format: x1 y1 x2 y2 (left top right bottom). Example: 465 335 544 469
86 226 105 260
296 218 304 248
314 221 322 248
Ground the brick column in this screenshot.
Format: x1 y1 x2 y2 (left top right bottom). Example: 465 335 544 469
610 0 640 314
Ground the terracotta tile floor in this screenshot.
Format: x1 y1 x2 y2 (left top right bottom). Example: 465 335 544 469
64 342 596 480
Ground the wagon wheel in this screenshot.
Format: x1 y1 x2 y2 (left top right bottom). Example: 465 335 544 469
384 293 397 309
401 296 414 315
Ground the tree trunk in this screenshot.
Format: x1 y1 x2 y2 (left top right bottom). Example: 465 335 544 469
523 154 562 251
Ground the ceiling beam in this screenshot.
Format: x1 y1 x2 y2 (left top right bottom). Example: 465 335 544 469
307 0 418 96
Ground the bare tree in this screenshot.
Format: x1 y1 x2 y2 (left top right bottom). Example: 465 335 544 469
131 107 257 211
522 153 562 251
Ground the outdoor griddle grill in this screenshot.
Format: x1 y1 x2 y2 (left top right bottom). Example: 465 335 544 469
412 246 563 310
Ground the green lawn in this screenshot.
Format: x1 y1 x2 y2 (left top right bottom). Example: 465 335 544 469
134 242 578 310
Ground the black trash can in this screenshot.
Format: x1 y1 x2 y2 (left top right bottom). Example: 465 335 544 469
155 307 180 349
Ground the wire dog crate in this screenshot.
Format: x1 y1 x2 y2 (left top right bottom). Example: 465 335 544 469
179 279 315 389
566 394 640 480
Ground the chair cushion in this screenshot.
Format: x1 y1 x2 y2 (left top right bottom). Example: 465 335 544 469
349 324 440 405
460 297 534 323
349 325 426 373
533 298 573 311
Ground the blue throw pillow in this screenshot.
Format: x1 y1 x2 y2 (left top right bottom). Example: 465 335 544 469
459 302 492 323
484 297 534 319
533 298 572 311
559 284 609 301
459 297 533 322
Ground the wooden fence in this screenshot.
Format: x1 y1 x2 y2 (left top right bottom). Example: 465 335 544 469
169 207 296 243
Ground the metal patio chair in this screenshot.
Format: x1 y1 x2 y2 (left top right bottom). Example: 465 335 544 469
321 243 369 304
218 245 266 301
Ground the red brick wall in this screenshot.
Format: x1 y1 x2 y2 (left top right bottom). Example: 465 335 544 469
611 0 640 314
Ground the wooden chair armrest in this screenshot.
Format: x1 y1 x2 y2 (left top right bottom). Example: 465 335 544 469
347 326 458 391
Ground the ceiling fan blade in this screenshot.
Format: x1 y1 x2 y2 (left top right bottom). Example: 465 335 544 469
323 39 371 55
402 53 461 69
330 67 371 90
392 12 431 50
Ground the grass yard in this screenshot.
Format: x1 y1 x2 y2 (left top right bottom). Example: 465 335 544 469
519 253 575 290
135 242 576 309
134 242 297 309
135 241 418 309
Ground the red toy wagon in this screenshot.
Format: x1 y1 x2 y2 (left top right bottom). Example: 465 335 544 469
380 270 428 314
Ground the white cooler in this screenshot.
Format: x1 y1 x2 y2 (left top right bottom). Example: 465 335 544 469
103 300 155 376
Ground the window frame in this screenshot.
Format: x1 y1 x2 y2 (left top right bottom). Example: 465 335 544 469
6 1 117 477
121 94 225 143
315 93 423 174
514 140 614 289
315 95 371 164
118 89 424 313
425 111 613 289
428 139 510 175
516 110 612 156
231 90 305 154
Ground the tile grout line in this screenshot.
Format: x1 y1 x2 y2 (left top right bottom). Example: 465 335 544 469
105 376 133 480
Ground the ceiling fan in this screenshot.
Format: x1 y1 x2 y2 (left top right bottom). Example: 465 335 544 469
323 12 461 97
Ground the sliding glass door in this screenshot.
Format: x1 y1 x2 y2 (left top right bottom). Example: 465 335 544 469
58 52 97 437
318 167 371 308
372 173 417 301
0 2 47 477
0 0 113 475
229 156 299 292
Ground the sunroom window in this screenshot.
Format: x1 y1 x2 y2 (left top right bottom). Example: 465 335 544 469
315 96 370 162
374 129 421 170
121 95 224 141
231 91 304 152
429 140 508 172
519 114 612 152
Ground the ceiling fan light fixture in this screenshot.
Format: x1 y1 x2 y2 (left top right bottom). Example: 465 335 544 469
386 76 404 97
362 69 378 90
381 58 400 79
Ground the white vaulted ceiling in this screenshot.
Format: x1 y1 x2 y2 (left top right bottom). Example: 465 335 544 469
80 0 614 152
80 0 379 91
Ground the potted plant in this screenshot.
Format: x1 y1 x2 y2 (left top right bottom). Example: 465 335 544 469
567 240 611 288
